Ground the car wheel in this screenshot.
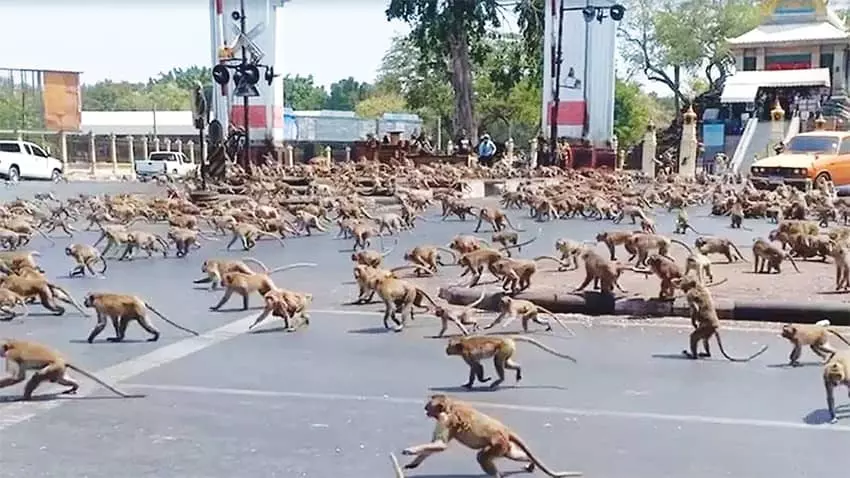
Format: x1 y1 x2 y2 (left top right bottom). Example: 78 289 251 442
51 169 63 182
8 166 20 182
816 172 832 184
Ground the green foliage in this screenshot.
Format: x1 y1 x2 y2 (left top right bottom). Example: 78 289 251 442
0 81 42 130
282 74 328 110
613 78 651 147
325 77 375 111
81 67 214 111
355 92 408 119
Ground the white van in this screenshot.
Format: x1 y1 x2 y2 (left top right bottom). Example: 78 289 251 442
0 140 64 182
134 151 197 179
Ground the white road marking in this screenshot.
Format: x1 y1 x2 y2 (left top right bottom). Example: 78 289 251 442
0 314 258 431
125 382 850 433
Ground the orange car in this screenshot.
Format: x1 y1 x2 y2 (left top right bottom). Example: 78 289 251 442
749 131 849 189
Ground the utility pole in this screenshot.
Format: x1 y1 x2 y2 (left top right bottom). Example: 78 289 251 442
239 0 252 175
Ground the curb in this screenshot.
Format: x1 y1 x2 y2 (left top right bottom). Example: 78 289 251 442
438 287 850 325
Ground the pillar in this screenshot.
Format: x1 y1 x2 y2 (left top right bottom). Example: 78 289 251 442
109 133 118 175
202 139 208 164
345 146 351 162
770 98 786 153
756 47 765 70
286 145 294 167
88 132 97 174
164 138 172 152
153 137 160 152
128 136 135 163
324 146 331 159
529 138 538 168
505 138 515 160
175 138 183 154
446 140 454 155
187 140 195 163
142 137 149 160
59 131 68 169
642 122 657 175
679 104 698 178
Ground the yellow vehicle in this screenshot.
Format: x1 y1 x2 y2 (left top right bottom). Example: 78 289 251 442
749 131 849 190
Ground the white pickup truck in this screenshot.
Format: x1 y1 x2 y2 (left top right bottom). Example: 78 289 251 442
0 140 64 182
134 151 197 179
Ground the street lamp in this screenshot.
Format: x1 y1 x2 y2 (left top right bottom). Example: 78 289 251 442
549 1 625 166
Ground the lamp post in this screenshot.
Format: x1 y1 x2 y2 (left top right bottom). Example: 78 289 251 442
549 1 625 166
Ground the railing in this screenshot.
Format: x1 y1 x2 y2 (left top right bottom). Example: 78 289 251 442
730 117 758 174
784 113 801 144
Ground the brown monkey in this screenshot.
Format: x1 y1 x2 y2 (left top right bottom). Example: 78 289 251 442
226 223 286 250
294 210 328 236
752 237 801 273
484 296 571 333
0 250 41 273
448 234 490 255
625 233 687 267
574 248 640 295
431 288 487 337
0 275 87 316
829 240 850 291
168 227 218 257
65 243 107 277
374 274 439 331
644 254 683 299
194 257 274 290
675 275 769 362
347 264 431 305
350 223 379 251
0 339 143 400
554 238 590 271
94 225 133 258
404 245 458 275
400 394 582 477
83 292 199 343
350 237 397 268
118 231 171 260
491 228 540 257
595 230 636 261
823 350 850 423
780 319 850 366
209 262 317 311
728 201 751 230
446 335 577 389
0 288 28 319
673 240 714 284
457 248 506 287
694 236 747 263
247 288 313 331
474 206 524 233
673 209 701 234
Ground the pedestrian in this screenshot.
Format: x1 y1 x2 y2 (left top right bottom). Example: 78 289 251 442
477 134 497 167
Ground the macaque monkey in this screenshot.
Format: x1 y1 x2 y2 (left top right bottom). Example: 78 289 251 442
694 236 746 263
752 237 801 273
248 289 313 331
554 238 589 271
65 243 107 277
491 228 540 257
0 275 87 316
474 207 524 233
490 257 563 294
0 288 28 319
443 201 477 221
194 257 273 290
673 209 701 234
457 248 506 288
823 350 850 423
0 339 142 400
403 245 458 275
574 248 636 295
374 212 408 235
431 289 486 337
168 227 218 257
644 254 684 299
337 218 361 239
94 225 132 258
118 231 170 260
43 217 77 237
209 262 317 311
625 233 687 267
350 237 397 268
0 250 41 273
780 319 850 366
349 223 379 251
613 205 651 225
448 235 490 255
294 210 328 236
347 264 430 305
829 240 850 291
672 241 714 284
675 275 769 362
400 394 582 477
484 296 571 333
226 223 286 250
595 231 636 261
375 274 439 331
0 228 27 249
83 292 199 343
728 201 752 230
446 335 577 389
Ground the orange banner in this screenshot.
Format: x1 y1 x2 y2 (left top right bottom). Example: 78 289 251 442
42 71 81 131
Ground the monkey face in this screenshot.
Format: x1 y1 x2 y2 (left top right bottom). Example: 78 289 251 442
82 294 94 308
780 325 796 340
445 340 462 355
351 253 360 262
425 395 448 417
595 232 607 242
694 237 706 249
201 261 210 273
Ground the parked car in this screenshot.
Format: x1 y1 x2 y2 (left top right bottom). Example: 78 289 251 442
0 140 64 182
750 131 850 190
134 151 197 179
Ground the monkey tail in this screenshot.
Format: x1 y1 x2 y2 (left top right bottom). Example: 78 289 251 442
827 329 850 347
714 332 770 362
96 255 108 274
511 336 577 362
730 243 748 262
66 363 145 398
436 246 459 264
145 303 199 336
704 277 729 288
686 224 702 235
416 288 440 308
504 215 526 232
389 453 405 478
669 238 693 255
390 264 434 277
786 253 802 273
465 288 487 310
34 227 56 246
380 237 398 257
48 284 89 316
505 227 541 251
533 255 569 268
534 306 577 336
242 257 270 273
508 434 583 478
267 262 318 275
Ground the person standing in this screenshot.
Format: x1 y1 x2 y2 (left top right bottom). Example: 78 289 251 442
477 134 497 167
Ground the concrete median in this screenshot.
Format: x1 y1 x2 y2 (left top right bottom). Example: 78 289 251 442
438 286 850 326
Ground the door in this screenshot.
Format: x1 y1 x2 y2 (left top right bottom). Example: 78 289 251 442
835 138 850 186
18 144 36 178
27 144 51 178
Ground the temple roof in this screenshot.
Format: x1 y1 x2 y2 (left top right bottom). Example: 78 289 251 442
727 20 849 46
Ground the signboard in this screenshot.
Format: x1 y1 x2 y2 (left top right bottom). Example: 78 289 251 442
41 71 81 132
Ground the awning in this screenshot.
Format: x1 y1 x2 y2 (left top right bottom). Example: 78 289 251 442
720 68 831 104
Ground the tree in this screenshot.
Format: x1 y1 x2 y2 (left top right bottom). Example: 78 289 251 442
613 78 651 147
514 0 545 84
619 0 759 113
355 92 408 118
282 74 328 110
0 80 42 130
325 77 374 110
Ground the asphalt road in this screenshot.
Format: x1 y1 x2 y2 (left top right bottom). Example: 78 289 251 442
0 183 845 478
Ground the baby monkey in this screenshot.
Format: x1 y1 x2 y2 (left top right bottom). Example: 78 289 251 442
781 319 850 366
65 244 107 277
445 335 577 389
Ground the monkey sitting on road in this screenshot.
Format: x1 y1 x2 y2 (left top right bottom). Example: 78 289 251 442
248 288 313 332
781 319 850 366
823 350 850 423
445 335 577 390
83 292 199 343
0 338 142 400
65 243 107 277
484 296 572 333
400 394 582 477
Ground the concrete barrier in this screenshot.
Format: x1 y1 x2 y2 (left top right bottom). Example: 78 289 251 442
439 286 850 325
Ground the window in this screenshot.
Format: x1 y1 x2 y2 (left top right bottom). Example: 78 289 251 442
0 143 21 153
840 139 850 154
786 135 839 154
148 152 174 161
29 145 48 158
743 57 756 71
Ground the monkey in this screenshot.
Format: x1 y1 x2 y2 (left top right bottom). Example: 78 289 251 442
349 223 380 251
728 201 750 230
65 243 108 277
431 288 486 338
0 339 143 400
93 224 133 258
336 217 361 239
443 201 477 221
457 248 507 288
247 289 313 332
489 257 565 295
828 239 850 291
294 210 328 236
0 250 41 273
0 275 87 316
490 228 540 257
43 217 77 237
574 248 639 295
0 228 28 249
595 230 636 261
823 350 850 423
83 292 199 343
674 274 769 362
446 335 577 390
209 263 317 311
400 394 582 477
374 212 408 235
484 296 572 333
474 206 524 233
448 234 490 255
374 274 440 331
403 245 458 275
350 237 398 268
0 288 28 320
612 204 651 225
781 319 850 366
694 236 747 263
625 233 688 267
765 204 782 224
390 453 404 478
226 222 286 250
752 237 801 273
671 240 715 284
673 209 701 234
168 227 218 257
194 257 275 290
118 231 170 260
554 238 590 271
644 253 684 299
